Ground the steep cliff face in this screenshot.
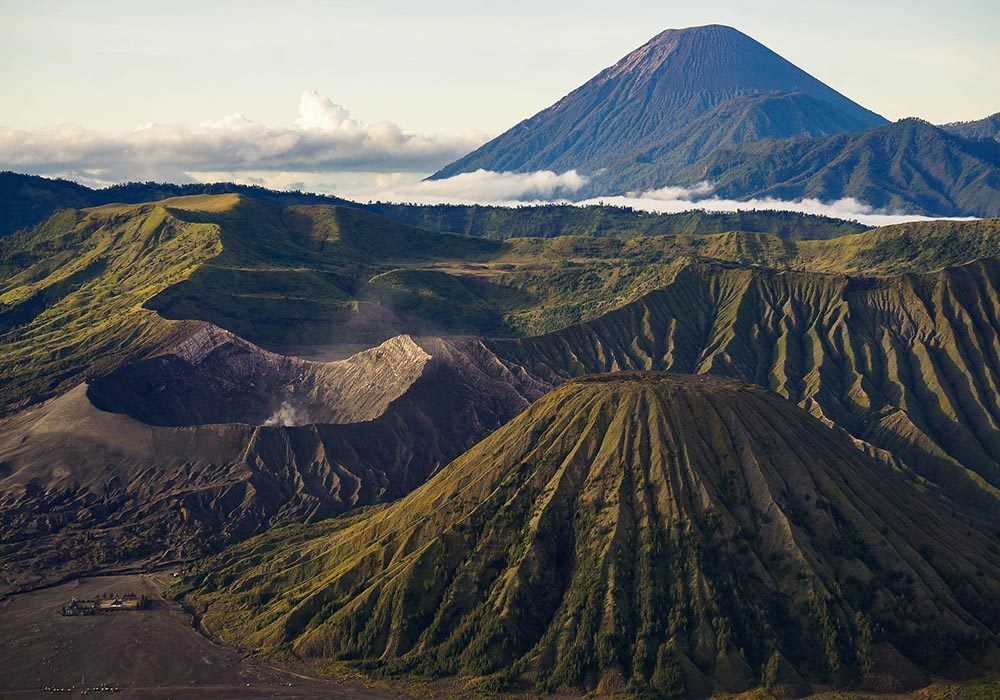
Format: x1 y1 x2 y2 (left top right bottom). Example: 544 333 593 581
0 330 547 593
490 260 1000 514
188 375 1000 695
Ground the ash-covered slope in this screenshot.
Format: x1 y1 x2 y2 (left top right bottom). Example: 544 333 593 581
490 259 1000 515
86 325 433 427
188 374 999 695
432 24 885 180
0 330 546 593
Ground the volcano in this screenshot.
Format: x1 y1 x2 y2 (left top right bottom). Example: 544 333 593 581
431 25 886 182
187 373 999 695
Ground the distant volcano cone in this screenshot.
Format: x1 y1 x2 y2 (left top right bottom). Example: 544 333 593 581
190 373 999 695
431 24 886 182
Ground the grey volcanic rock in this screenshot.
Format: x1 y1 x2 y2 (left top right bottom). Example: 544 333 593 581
432 24 886 181
0 327 548 593
87 326 434 427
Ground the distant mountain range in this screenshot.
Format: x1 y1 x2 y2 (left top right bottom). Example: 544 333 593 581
679 118 1000 216
432 25 1000 217
0 170 866 239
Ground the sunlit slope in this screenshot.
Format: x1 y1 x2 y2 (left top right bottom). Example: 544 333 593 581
490 260 1000 514
187 375 999 695
0 197 229 414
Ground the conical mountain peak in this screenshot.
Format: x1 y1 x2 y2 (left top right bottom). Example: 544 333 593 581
188 373 1000 695
432 25 886 182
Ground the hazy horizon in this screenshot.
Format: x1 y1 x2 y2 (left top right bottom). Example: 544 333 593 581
1 0 997 212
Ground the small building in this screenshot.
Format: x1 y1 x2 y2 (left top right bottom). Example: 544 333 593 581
61 592 147 616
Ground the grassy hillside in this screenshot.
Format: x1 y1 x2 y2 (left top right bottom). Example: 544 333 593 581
2 194 998 415
183 375 999 695
491 260 1000 515
0 197 226 414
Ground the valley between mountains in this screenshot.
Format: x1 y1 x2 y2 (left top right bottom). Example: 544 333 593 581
1 191 999 696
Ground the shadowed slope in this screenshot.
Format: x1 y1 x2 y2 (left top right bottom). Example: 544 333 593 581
187 374 999 695
490 260 1000 515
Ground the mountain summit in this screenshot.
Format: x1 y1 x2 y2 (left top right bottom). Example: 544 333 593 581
432 25 886 180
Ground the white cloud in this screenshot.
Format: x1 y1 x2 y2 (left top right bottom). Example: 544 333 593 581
342 168 589 204
636 181 716 201
0 91 488 185
343 173 966 226
586 189 976 227
1 99 967 227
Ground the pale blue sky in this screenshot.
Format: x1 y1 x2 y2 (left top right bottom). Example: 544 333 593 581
1 0 998 134
0 0 997 207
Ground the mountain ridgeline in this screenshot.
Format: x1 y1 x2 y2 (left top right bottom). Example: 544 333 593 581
680 118 1000 217
491 260 1000 515
0 171 866 240
185 375 1000 695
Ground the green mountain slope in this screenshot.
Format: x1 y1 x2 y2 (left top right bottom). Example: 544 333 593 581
185 374 1000 695
3 194 1000 603
2 195 999 416
0 197 226 415
490 260 1000 514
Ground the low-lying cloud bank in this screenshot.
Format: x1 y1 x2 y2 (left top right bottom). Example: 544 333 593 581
1 100 968 225
344 173 970 226
351 169 590 204
0 91 487 184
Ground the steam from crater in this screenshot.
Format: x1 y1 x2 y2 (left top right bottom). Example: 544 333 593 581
264 400 307 427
